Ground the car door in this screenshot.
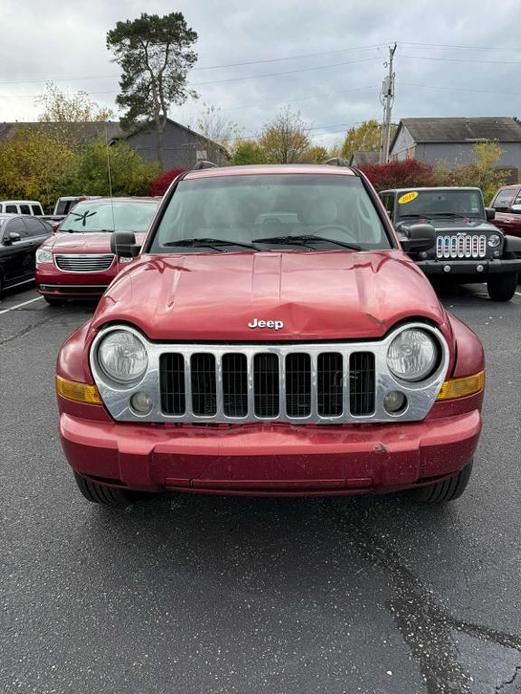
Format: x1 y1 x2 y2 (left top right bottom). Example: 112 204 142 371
21 217 52 277
491 187 521 236
0 217 32 285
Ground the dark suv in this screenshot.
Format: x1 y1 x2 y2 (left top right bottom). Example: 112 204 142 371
380 186 521 301
0 214 52 295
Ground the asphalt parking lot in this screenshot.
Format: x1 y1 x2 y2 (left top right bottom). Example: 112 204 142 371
1 284 520 694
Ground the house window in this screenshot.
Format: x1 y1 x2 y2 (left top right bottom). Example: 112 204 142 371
196 149 208 161
406 146 416 160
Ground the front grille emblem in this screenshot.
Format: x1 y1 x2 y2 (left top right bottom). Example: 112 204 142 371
248 318 284 330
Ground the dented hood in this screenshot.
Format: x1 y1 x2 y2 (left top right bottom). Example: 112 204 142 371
92 250 448 341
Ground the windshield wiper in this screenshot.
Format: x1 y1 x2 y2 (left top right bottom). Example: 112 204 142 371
253 234 361 251
426 212 469 218
163 237 257 251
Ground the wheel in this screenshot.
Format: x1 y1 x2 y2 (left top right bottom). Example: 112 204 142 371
410 462 473 504
73 471 141 507
44 296 65 306
487 273 517 302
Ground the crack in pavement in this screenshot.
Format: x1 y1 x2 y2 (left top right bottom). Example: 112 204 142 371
496 664 521 692
322 500 521 694
0 314 56 346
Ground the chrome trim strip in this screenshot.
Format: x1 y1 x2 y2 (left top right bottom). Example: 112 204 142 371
54 253 115 273
89 323 450 425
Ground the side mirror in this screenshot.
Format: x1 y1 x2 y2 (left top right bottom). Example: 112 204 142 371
485 207 496 221
3 231 21 245
399 223 435 253
510 204 521 214
110 231 140 258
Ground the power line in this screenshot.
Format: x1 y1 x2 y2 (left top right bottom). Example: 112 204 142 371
400 54 521 65
400 41 521 53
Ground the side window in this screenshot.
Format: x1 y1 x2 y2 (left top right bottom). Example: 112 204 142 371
31 204 43 216
5 204 17 213
513 191 521 206
23 217 48 237
492 188 516 211
19 204 31 215
5 218 28 239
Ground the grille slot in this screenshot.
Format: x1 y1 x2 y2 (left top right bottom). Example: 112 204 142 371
350 352 375 416
254 353 279 417
159 354 186 415
222 353 248 417
285 353 311 417
191 354 217 416
55 254 114 272
435 234 487 259
318 352 344 416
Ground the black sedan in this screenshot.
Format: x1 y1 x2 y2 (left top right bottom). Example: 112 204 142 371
0 214 52 295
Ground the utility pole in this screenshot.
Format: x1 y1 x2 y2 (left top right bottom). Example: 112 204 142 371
379 43 397 164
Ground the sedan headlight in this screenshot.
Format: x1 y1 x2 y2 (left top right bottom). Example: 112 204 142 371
97 330 148 384
487 233 501 248
36 248 52 264
387 329 438 382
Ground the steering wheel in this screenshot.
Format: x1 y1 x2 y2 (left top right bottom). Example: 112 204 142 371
313 224 358 243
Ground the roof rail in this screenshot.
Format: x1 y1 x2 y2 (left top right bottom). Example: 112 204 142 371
325 157 350 167
192 160 218 170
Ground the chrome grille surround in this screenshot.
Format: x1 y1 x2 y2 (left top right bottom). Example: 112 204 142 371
435 234 487 259
55 254 115 272
89 323 450 425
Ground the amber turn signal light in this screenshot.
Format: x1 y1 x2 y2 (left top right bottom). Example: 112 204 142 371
436 371 485 401
56 376 102 405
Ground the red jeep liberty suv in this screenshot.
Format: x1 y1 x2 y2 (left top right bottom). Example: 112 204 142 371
56 164 484 506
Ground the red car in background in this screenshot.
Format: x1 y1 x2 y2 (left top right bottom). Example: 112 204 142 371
489 184 521 237
35 197 159 304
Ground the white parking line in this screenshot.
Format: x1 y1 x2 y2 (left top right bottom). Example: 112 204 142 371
0 296 43 315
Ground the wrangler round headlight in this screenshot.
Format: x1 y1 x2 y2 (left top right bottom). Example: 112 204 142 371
487 233 501 248
36 248 52 264
97 330 148 384
387 329 438 382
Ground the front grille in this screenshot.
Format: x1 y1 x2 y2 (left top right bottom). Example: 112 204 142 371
435 234 487 259
55 254 115 272
159 348 375 420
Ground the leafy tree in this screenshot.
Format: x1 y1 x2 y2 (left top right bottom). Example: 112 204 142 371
359 159 436 191
73 140 160 196
195 103 240 151
259 108 310 163
107 12 198 167
0 126 78 209
37 81 114 123
437 142 507 204
301 145 329 164
230 140 267 166
341 120 382 160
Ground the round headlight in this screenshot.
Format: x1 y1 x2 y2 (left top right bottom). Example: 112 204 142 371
97 330 148 384
487 233 501 248
387 329 438 382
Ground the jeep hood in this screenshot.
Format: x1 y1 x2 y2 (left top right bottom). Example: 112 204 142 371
92 250 449 342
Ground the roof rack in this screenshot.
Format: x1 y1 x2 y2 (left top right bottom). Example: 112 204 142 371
192 160 218 170
325 157 350 167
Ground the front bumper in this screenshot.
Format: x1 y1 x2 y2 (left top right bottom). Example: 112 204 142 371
36 263 117 297
60 410 481 496
417 258 521 276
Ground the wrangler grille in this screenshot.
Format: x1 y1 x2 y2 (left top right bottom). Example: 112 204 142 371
159 348 375 421
435 234 487 259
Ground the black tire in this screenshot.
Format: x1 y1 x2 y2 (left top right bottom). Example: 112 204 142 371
487 273 517 302
410 462 473 504
0 273 4 298
73 471 140 507
44 296 65 306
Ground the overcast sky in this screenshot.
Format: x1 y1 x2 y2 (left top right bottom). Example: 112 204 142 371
2 0 521 148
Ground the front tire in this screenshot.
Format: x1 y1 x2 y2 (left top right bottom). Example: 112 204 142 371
410 462 473 504
487 273 517 302
73 471 141 507
44 296 65 306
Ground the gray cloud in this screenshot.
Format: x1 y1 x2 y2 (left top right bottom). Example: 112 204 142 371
2 0 521 149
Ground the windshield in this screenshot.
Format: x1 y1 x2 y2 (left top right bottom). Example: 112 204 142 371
396 189 485 219
60 200 158 233
150 174 391 253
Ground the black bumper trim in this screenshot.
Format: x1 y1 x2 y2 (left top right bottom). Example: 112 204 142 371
417 259 521 275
